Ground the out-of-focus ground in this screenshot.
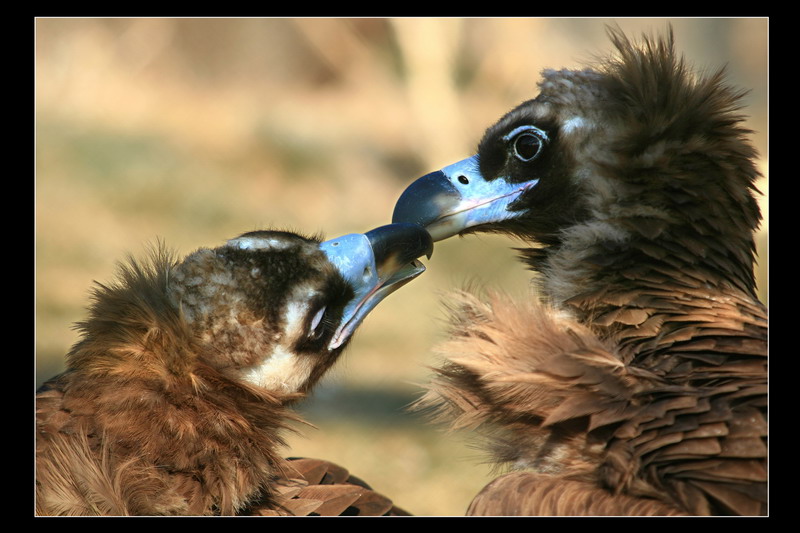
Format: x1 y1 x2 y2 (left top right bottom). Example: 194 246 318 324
35 18 768 516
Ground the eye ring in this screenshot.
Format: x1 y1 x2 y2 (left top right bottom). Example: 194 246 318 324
512 132 544 162
503 125 548 163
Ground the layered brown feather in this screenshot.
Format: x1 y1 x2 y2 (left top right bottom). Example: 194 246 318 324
246 458 410 516
419 289 765 515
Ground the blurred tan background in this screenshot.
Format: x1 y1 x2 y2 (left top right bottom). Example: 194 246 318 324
35 18 768 516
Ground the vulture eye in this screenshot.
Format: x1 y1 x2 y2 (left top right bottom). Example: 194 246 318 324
512 132 544 162
308 306 327 339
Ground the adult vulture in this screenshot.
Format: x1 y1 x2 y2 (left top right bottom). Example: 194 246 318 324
36 224 432 516
392 28 767 516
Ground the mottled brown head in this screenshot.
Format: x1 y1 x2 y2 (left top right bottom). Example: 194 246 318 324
68 225 432 397
168 231 353 394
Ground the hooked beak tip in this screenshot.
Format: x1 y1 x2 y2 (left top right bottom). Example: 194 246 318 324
392 157 538 241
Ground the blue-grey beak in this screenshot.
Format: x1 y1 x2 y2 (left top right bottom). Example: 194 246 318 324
321 223 433 350
392 155 538 241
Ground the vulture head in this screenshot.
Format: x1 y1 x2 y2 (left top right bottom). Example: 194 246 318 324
165 225 432 395
393 27 762 307
393 28 767 516
36 223 432 516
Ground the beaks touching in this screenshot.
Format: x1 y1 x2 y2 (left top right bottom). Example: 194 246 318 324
321 223 433 350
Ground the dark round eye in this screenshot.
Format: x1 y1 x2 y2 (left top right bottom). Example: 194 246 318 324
457 175 469 185
513 133 544 162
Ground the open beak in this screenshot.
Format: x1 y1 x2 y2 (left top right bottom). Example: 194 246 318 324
391 155 538 241
321 223 433 350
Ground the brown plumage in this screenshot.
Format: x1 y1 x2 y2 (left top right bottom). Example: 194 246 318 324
36 227 430 515
395 28 767 516
246 457 410 516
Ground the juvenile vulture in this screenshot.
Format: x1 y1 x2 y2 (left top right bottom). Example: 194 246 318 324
392 28 767 516
36 224 432 516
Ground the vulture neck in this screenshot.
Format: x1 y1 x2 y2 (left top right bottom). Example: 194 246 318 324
524 217 766 370
62 259 298 515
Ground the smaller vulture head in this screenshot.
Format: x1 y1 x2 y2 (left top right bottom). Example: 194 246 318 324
166 224 433 395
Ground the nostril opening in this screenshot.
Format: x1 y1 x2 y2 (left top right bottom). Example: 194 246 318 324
458 175 469 185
